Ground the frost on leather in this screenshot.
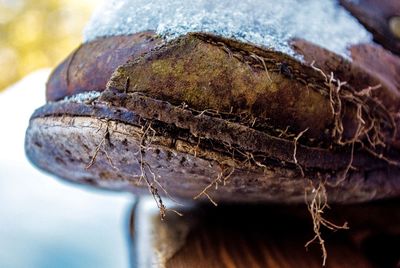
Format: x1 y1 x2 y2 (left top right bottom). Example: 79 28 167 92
83 0 371 59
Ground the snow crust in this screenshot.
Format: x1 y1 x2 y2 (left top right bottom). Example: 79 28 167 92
60 91 101 104
84 0 371 58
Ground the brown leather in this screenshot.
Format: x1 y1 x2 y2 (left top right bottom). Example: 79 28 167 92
340 0 400 55
27 5 400 203
46 31 162 101
25 32 400 203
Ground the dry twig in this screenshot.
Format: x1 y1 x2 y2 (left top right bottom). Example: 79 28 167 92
293 128 309 177
193 166 235 206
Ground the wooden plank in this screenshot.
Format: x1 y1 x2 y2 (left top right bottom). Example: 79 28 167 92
129 198 400 267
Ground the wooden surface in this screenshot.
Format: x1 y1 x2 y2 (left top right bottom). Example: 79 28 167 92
130 199 400 268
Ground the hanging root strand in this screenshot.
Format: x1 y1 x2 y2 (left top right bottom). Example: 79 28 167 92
310 61 399 167
137 122 183 219
293 128 309 177
86 120 117 170
305 181 349 266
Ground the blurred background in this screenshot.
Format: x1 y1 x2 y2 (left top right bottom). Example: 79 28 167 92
0 0 97 91
0 1 134 268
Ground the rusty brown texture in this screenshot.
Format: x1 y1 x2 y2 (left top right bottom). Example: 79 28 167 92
25 112 400 203
29 97 382 171
291 38 400 109
26 33 400 204
107 33 397 149
340 0 400 55
350 43 400 150
46 31 163 101
350 43 400 99
292 38 400 150
107 33 343 142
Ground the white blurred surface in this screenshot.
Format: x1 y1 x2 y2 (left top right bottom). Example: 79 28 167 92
0 70 132 268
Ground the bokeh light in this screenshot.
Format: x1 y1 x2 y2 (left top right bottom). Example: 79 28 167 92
0 0 97 91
